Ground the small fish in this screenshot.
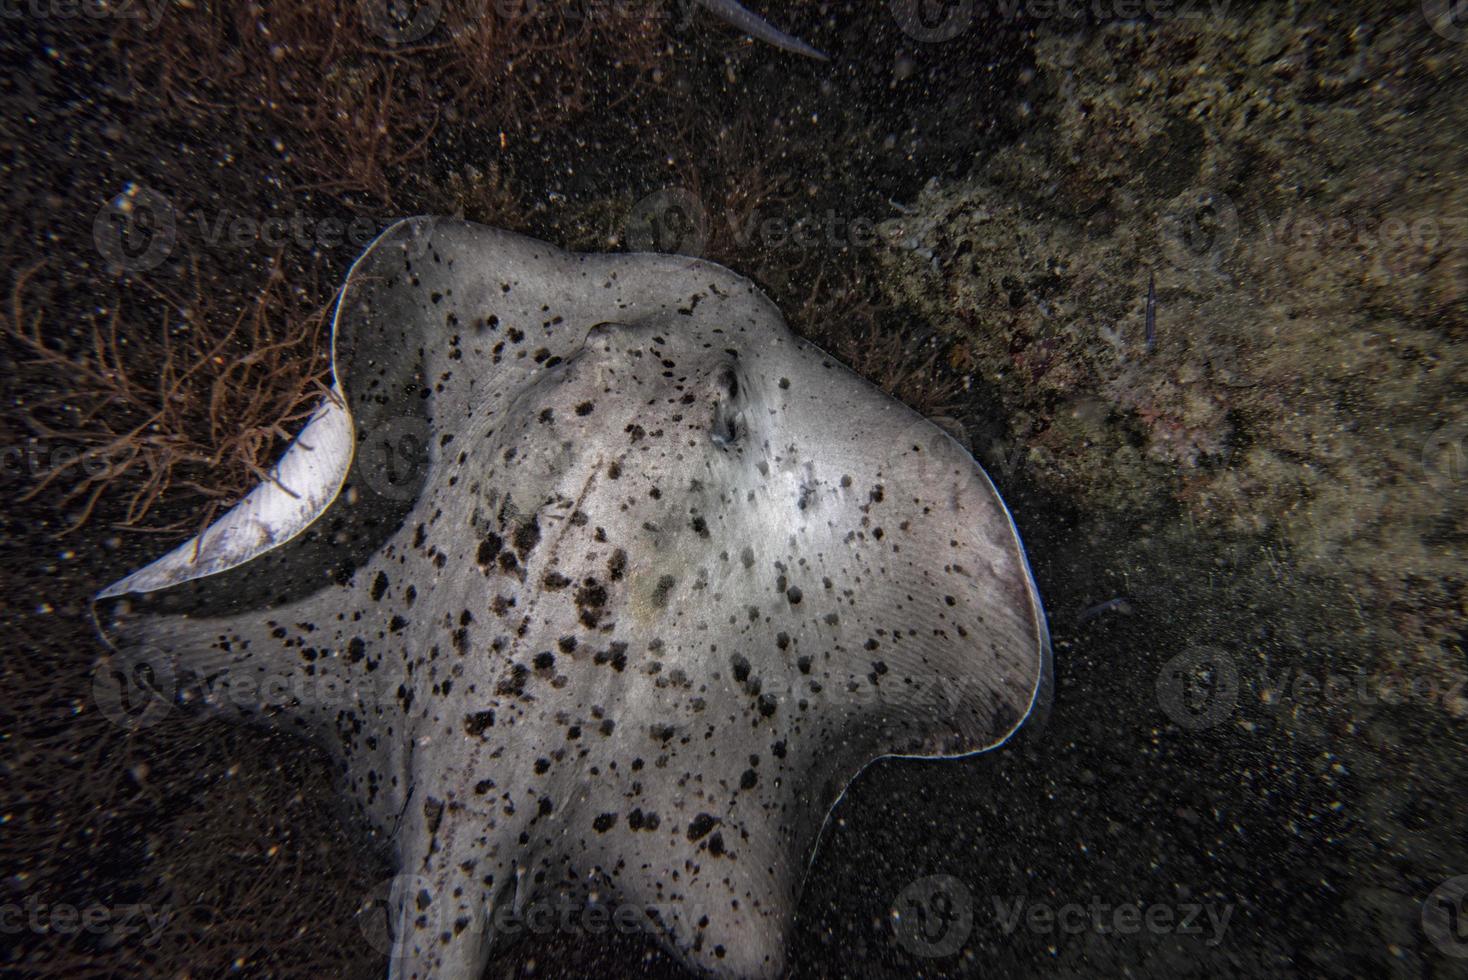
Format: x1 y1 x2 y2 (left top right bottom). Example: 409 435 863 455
697 0 830 60
1145 269 1156 354
1076 596 1135 626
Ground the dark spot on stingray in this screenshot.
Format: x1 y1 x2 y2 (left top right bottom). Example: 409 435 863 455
423 797 445 834
652 575 676 607
864 638 880 651
772 740 788 759
534 758 551 774
575 401 594 416
707 832 726 857
599 718 615 736
870 485 885 503
730 654 751 683
607 461 622 480
473 778 495 795
776 631 790 651
740 546 755 569
650 723 676 743
628 808 660 831
533 651 555 671
507 327 525 342
593 642 628 671
347 637 366 663
557 635 577 653
758 694 778 717
797 655 812 674
690 515 709 538
687 813 719 841
779 377 790 389
413 524 427 548
370 571 389 602
543 570 571 590
514 520 541 556
477 533 503 567
740 768 757 790
608 548 627 581
389 614 409 633
465 710 495 737
626 423 646 443
593 813 617 833
495 663 530 696
537 798 554 816
404 585 417 606
786 585 803 605
537 407 554 423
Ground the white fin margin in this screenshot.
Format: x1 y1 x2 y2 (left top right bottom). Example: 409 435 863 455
96 391 353 599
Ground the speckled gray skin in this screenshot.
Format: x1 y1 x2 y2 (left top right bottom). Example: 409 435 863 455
96 219 1051 978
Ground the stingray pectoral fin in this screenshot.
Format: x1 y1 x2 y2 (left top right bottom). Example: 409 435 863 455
97 393 353 598
782 361 1052 765
697 0 829 60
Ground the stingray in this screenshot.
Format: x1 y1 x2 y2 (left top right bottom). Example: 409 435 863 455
95 218 1051 978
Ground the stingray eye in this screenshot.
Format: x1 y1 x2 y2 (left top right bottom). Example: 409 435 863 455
710 405 742 448
718 367 739 400
710 366 743 448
